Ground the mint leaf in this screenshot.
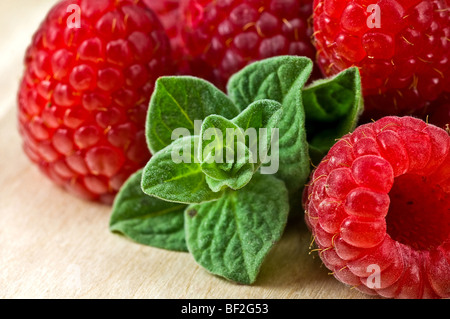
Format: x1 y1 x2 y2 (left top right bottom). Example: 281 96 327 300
146 76 240 154
205 169 254 193
199 115 254 191
199 114 241 165
199 99 282 191
141 135 223 204
202 140 255 191
227 56 312 109
303 67 364 163
227 56 313 196
231 99 283 132
110 169 188 252
231 99 283 171
185 173 289 284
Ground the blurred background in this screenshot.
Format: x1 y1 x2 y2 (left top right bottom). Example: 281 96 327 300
0 0 56 119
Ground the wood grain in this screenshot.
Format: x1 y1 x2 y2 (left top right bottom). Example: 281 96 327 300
0 0 371 299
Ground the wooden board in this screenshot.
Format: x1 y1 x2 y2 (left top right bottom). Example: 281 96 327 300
0 0 371 299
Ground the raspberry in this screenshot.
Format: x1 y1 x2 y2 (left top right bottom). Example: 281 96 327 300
303 116 450 298
179 0 319 90
313 0 450 120
17 0 172 204
143 0 189 73
428 94 450 132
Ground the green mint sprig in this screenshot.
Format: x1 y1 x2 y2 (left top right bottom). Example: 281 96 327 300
109 56 363 284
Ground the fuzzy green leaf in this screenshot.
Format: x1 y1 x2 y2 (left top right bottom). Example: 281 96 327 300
231 99 283 132
227 56 312 109
185 173 289 284
303 67 364 163
231 99 283 171
199 99 283 191
202 141 255 191
141 136 223 204
110 169 188 252
226 56 313 196
199 115 254 191
146 76 240 154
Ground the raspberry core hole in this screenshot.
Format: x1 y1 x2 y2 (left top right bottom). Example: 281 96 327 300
386 173 450 251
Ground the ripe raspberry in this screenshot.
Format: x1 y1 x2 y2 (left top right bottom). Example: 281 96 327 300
18 0 172 204
303 116 450 298
180 0 319 90
428 94 450 132
143 0 189 73
313 0 450 120
143 0 180 44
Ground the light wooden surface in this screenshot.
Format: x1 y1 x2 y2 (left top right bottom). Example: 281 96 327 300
0 0 371 299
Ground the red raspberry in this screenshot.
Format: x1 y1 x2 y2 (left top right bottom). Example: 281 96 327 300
143 0 189 73
428 94 450 132
180 0 319 90
17 0 172 204
303 116 450 298
143 0 180 44
313 0 450 120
